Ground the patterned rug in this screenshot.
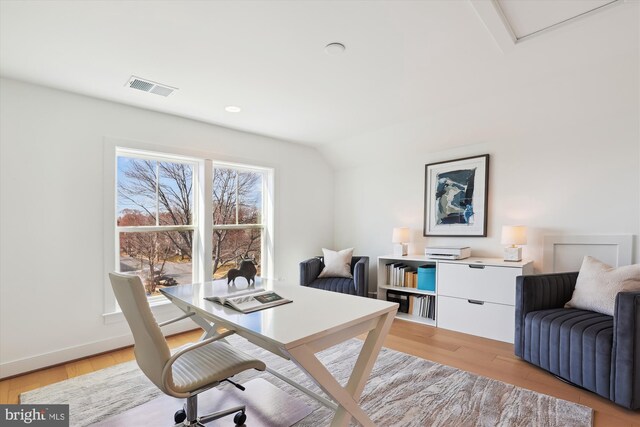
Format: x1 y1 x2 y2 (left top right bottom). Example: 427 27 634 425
21 336 592 426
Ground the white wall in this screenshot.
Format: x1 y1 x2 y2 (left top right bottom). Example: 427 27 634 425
1 4 638 379
0 78 334 377
323 19 639 288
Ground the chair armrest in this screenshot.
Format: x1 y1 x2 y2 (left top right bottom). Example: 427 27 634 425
611 291 640 410
353 257 369 297
161 329 236 396
300 257 322 286
515 272 578 357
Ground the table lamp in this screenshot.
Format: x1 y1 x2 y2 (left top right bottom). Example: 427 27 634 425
501 225 526 262
392 227 409 256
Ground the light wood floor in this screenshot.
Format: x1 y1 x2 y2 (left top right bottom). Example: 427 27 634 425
1 320 638 426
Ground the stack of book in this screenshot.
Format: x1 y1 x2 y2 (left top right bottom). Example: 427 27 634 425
385 262 418 287
408 294 436 320
386 290 436 321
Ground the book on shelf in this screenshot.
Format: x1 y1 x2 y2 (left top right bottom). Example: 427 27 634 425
407 294 436 320
387 262 422 288
389 262 405 286
385 284 436 320
398 265 406 287
385 262 428 290
204 287 292 313
386 263 395 286
385 262 394 285
403 268 417 288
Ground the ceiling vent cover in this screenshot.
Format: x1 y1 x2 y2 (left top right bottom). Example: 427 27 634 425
126 76 177 97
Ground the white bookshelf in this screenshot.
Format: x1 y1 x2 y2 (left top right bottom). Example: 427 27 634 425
377 254 534 342
378 284 436 296
377 255 437 326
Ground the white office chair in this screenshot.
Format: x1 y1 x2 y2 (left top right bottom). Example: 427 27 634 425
109 272 266 426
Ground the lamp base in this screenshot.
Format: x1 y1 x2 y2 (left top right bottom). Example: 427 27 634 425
393 243 408 256
503 246 522 262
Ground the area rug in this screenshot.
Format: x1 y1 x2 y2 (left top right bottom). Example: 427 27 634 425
21 336 592 426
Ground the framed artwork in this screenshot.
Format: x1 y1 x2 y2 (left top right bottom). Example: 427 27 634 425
423 154 489 237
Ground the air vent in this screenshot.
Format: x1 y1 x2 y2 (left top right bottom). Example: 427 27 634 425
126 76 177 97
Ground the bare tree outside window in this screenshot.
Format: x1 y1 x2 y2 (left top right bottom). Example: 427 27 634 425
212 167 263 279
115 152 269 297
117 157 194 295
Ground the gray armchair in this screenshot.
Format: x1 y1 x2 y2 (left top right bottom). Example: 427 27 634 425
515 272 639 410
299 256 369 297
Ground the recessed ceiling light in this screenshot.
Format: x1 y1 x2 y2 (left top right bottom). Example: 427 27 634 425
325 42 346 55
225 105 242 113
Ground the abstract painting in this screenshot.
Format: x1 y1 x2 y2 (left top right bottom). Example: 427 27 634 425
424 154 489 237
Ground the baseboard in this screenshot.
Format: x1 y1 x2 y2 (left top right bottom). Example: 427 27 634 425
0 321 195 379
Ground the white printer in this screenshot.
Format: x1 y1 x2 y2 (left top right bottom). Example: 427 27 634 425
424 246 471 260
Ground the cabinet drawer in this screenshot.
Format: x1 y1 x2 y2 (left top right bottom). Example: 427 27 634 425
436 295 514 343
437 262 520 305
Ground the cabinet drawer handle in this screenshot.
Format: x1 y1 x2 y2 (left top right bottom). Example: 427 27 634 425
468 264 485 269
468 299 485 305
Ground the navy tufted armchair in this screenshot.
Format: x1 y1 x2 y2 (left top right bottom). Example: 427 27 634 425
299 256 369 297
515 272 640 410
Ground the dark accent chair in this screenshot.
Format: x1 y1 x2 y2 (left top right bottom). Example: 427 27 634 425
299 256 369 297
515 272 640 410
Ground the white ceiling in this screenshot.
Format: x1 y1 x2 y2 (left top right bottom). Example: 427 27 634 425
0 1 633 146
496 0 617 39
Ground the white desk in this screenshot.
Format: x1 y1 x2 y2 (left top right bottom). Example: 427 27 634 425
160 280 398 427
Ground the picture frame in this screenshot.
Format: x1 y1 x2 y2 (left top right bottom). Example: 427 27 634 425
423 154 489 237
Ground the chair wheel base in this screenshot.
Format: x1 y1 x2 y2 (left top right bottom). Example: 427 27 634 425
174 402 246 426
233 410 246 425
174 409 186 424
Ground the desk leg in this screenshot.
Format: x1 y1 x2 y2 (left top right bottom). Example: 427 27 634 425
166 302 218 340
287 311 395 427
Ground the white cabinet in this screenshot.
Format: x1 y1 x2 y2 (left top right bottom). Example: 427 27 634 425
377 256 533 343
437 295 516 343
436 258 533 343
437 262 521 305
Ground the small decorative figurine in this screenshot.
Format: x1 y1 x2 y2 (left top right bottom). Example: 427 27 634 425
227 257 257 286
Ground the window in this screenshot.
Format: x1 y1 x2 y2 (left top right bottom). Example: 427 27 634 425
116 150 197 297
212 165 266 279
111 146 273 305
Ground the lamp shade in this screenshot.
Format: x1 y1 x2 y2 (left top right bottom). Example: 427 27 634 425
392 227 410 243
501 225 527 246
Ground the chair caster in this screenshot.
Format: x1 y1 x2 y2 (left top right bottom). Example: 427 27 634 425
233 410 246 426
174 409 186 424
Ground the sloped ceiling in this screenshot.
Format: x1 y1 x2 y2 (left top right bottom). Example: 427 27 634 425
0 0 635 146
496 0 617 40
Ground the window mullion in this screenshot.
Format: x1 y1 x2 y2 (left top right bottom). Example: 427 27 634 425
117 225 196 233
212 224 262 230
155 162 160 226
235 170 239 225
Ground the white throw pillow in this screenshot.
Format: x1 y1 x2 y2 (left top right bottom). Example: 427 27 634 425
318 248 354 279
565 256 640 316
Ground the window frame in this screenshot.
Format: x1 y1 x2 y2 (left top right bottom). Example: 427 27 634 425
115 148 200 304
211 162 271 280
103 138 275 318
